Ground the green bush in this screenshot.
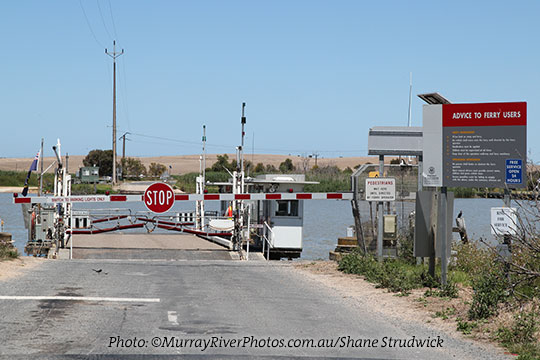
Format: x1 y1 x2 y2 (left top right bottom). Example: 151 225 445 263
451 187 477 198
451 241 494 279
468 266 508 320
0 170 55 192
338 252 428 295
498 309 538 347
512 343 540 360
425 280 459 299
71 184 95 195
456 318 477 334
397 228 415 265
0 244 18 259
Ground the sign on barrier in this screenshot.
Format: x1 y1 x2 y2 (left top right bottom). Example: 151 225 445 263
144 183 175 213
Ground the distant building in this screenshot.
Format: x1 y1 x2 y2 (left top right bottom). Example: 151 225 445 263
77 166 99 183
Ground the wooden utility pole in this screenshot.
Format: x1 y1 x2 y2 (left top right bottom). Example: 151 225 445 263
105 40 124 185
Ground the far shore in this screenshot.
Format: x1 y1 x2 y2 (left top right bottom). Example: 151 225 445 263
0 154 396 175
0 187 38 194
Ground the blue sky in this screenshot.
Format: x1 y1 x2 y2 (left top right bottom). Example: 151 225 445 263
1 1 539 160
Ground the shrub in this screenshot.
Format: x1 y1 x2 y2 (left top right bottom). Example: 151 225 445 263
498 308 538 347
425 280 459 298
397 230 415 265
451 187 477 198
468 266 508 320
0 244 18 259
338 252 426 295
451 241 494 279
457 319 477 335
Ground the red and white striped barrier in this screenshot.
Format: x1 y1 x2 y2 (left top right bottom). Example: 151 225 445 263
13 192 353 204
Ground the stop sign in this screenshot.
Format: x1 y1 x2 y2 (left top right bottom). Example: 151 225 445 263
144 182 175 213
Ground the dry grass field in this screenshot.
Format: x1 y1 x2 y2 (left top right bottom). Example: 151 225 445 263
0 154 395 175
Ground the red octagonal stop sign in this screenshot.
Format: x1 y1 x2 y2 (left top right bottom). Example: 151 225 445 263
144 182 175 213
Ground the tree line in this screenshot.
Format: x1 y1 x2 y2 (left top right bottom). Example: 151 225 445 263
82 149 168 179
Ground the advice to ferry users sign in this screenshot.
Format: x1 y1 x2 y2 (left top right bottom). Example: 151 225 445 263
423 102 527 188
365 178 396 201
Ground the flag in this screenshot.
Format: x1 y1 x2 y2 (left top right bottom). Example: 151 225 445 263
22 151 39 197
29 151 39 171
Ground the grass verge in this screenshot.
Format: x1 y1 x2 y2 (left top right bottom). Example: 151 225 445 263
337 243 539 359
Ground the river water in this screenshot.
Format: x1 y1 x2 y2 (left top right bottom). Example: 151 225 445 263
0 193 517 260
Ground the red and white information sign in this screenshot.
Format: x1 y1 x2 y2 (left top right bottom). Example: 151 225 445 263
423 102 527 188
365 178 396 201
144 182 175 213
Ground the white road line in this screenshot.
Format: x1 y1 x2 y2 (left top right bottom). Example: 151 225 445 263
168 311 179 325
0 296 160 303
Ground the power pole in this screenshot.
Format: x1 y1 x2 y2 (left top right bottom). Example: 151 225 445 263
120 132 129 179
105 40 124 185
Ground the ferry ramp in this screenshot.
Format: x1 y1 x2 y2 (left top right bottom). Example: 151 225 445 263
70 233 235 260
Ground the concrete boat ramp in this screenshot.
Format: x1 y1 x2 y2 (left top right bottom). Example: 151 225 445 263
69 233 256 261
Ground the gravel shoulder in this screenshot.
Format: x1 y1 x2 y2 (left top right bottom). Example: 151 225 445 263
293 260 513 358
0 256 44 281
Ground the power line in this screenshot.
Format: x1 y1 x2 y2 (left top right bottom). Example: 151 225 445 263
129 132 230 148
119 52 131 131
107 0 119 39
96 0 113 41
110 127 367 155
79 0 105 48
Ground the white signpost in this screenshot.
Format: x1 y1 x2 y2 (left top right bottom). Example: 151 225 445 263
491 207 517 236
365 178 396 201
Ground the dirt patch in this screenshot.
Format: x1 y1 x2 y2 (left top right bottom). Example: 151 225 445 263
293 260 510 354
0 256 44 281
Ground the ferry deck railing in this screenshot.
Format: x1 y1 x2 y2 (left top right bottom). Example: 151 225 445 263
262 221 274 260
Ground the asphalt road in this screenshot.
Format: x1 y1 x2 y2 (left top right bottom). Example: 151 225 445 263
0 259 511 360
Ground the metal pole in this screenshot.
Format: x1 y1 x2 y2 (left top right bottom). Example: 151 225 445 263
121 133 126 179
503 188 511 208
440 186 448 285
378 155 384 261
202 125 206 186
112 52 117 185
39 138 44 196
417 154 423 265
105 40 124 186
69 207 73 260
262 229 266 258
240 103 246 173
246 205 251 261
417 155 423 192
